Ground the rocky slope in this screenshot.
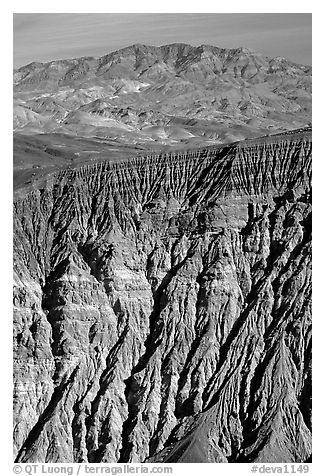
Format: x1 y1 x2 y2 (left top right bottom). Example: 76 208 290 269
13 43 311 146
13 129 312 463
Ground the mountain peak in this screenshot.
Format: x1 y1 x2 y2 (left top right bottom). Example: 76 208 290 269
13 42 311 146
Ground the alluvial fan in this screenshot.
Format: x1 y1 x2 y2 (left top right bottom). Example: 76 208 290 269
13 129 311 463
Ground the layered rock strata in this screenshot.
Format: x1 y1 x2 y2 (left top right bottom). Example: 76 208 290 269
13 130 312 463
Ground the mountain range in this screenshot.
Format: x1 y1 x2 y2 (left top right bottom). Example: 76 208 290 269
14 43 311 147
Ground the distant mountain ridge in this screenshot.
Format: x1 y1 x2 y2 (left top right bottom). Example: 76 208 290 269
13 43 312 146
14 42 311 88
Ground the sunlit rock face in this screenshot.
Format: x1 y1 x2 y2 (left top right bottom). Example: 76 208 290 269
13 129 311 463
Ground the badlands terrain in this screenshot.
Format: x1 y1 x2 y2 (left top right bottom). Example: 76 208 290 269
13 44 312 463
